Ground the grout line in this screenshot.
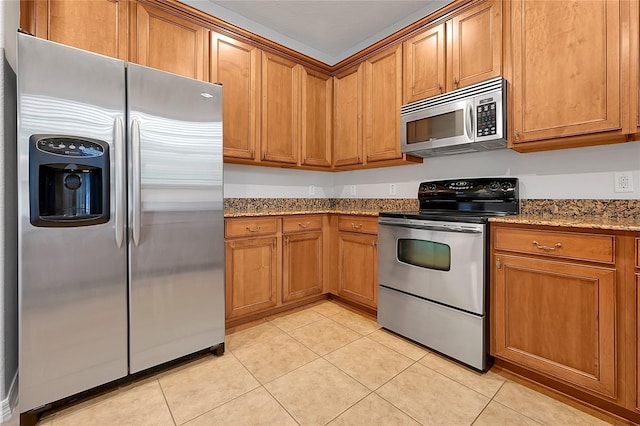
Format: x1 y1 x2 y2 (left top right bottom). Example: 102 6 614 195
156 379 178 426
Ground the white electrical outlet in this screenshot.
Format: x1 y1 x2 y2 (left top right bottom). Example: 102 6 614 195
350 185 357 196
308 185 315 196
614 171 634 193
389 184 397 195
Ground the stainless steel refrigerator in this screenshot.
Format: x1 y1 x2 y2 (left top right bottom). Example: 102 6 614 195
17 33 225 414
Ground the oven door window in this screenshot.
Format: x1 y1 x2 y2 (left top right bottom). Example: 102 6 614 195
397 239 450 271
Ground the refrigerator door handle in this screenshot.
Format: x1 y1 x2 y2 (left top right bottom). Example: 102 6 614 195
131 118 141 247
114 117 125 248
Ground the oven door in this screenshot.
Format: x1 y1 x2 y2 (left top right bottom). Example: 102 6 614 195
378 217 485 315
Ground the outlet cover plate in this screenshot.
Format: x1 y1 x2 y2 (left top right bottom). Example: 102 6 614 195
614 172 634 193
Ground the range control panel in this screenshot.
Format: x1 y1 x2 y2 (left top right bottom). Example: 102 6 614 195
476 100 497 138
419 178 518 199
35 136 105 157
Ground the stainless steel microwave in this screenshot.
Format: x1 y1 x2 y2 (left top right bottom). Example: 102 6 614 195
401 77 507 158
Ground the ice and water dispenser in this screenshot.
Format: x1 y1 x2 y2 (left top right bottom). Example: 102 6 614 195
29 135 109 227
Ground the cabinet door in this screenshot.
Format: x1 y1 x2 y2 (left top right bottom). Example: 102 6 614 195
27 0 128 60
363 44 403 162
283 231 323 302
636 274 640 412
337 232 377 308
131 2 208 80
402 23 446 103
301 67 333 168
261 53 300 164
510 0 621 143
225 237 278 319
211 33 261 160
448 0 501 91
333 63 363 167
493 255 616 398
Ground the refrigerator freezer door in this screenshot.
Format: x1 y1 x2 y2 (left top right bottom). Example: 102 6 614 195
18 34 128 411
127 64 224 373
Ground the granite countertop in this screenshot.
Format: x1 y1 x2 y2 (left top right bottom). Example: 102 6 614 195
225 209 380 218
489 214 640 232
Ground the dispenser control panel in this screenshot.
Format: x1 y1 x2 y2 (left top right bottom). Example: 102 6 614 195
35 137 105 157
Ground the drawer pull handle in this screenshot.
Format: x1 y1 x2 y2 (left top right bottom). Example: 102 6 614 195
298 222 310 228
351 223 363 230
532 240 562 251
246 226 261 233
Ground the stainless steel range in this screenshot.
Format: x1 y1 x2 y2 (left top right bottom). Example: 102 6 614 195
377 177 518 371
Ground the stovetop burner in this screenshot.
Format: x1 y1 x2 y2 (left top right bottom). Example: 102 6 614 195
380 177 519 223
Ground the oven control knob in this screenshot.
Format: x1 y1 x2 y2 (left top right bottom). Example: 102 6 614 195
501 182 513 190
427 184 437 191
489 181 500 191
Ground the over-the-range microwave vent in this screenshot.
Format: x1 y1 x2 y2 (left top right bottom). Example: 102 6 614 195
401 77 505 115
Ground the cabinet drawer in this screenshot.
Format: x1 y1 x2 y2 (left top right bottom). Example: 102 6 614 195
494 228 614 264
283 215 323 233
338 216 378 234
225 217 279 238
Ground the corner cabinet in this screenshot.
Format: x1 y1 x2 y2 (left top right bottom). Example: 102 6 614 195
402 0 501 104
508 0 624 149
282 216 324 302
491 224 619 400
129 2 209 80
333 64 364 167
336 216 378 308
301 68 333 168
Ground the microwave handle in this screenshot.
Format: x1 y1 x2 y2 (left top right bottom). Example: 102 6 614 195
466 103 474 140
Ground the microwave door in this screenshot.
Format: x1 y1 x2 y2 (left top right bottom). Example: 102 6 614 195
401 99 474 152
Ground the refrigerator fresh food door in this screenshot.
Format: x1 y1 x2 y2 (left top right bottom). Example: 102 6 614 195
127 63 224 373
17 33 128 411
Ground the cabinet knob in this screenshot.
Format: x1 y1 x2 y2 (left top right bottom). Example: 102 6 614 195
351 223 363 230
496 258 502 270
514 130 520 140
453 78 459 89
532 240 562 252
246 226 261 233
438 84 443 94
285 236 289 244
298 222 310 228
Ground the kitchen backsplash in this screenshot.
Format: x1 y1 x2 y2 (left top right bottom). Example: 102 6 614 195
225 198 640 218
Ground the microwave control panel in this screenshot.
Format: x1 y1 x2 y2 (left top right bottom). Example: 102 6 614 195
476 101 497 138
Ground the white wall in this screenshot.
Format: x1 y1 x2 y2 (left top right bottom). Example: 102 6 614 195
225 141 640 200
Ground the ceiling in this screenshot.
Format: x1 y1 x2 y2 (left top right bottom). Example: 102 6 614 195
181 0 453 65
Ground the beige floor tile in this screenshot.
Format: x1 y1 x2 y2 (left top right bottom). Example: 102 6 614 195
49 381 173 426
328 393 420 426
184 387 297 426
377 363 489 425
269 309 326 332
289 317 361 355
473 401 542 426
233 332 319 383
265 358 370 426
159 354 260 424
310 301 350 317
367 329 428 361
419 353 505 398
494 381 612 425
225 322 285 352
330 310 380 335
326 337 414 390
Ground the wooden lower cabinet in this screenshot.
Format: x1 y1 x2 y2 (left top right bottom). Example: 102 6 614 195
283 231 323 302
225 236 278 319
493 254 616 397
336 216 378 308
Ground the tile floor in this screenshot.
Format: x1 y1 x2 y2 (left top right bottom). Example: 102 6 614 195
35 301 617 426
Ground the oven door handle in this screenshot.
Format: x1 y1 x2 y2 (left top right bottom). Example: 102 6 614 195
379 222 483 234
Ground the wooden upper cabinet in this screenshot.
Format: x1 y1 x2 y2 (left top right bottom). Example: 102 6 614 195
333 63 364 167
261 52 300 164
301 68 333 168
509 0 621 145
23 0 128 60
130 2 208 80
448 0 501 91
403 23 446 104
363 44 403 162
211 33 261 160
